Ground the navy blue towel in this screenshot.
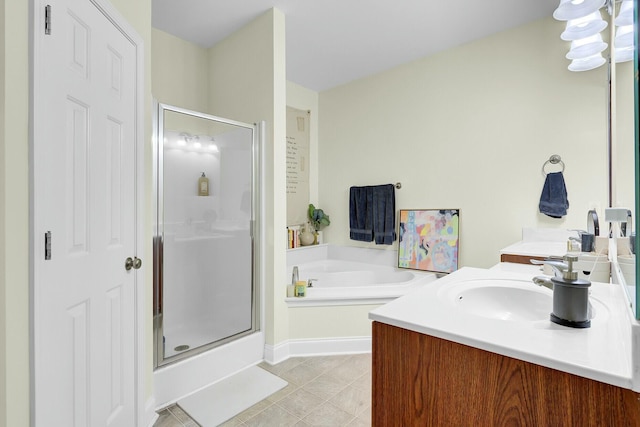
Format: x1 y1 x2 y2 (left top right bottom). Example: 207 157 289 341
539 172 569 218
372 184 396 245
349 184 396 245
349 186 373 242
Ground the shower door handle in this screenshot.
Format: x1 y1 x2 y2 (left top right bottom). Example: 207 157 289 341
125 257 142 271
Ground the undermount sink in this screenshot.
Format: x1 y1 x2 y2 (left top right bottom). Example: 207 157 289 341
441 278 553 322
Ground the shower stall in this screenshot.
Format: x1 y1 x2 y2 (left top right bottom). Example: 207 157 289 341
154 103 261 369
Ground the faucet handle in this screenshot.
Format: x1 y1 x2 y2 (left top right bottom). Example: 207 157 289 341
562 254 578 281
530 255 578 281
307 278 318 288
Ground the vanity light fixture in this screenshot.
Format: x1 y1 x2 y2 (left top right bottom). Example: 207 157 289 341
178 132 189 146
554 0 636 71
615 24 634 48
208 137 219 152
615 0 634 25
561 11 608 40
192 135 201 149
566 33 608 58
554 0 607 21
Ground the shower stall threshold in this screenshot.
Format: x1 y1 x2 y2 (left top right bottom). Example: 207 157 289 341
154 331 264 407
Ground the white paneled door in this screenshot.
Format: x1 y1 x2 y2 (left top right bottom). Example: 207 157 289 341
32 0 140 425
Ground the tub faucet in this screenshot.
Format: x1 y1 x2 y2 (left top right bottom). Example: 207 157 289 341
307 278 318 288
291 266 299 286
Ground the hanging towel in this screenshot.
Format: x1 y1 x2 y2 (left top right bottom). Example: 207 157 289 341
372 184 396 245
349 186 374 242
539 171 569 218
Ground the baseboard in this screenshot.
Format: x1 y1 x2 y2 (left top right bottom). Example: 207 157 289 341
263 340 290 365
264 336 371 364
144 396 158 427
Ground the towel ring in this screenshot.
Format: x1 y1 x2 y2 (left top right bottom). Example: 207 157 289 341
541 155 565 177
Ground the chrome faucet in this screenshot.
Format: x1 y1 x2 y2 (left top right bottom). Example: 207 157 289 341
291 266 299 286
530 255 593 328
531 259 570 290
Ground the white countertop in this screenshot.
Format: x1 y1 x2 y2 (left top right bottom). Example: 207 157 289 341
369 266 635 390
499 241 568 258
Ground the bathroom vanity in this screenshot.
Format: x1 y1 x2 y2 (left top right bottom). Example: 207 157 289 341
369 267 640 426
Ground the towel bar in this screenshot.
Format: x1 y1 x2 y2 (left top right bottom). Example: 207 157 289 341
542 155 565 176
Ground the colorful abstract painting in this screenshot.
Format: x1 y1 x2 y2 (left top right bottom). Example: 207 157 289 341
398 209 460 273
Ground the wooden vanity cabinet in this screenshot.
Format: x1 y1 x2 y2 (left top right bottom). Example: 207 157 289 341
500 253 547 264
372 321 640 426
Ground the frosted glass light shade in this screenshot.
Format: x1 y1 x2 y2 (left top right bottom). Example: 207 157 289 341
568 53 606 71
566 33 607 59
615 46 635 63
615 0 634 26
554 0 606 21
561 11 607 40
615 25 634 48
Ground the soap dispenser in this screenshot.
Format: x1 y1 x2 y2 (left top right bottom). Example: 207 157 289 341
534 255 592 328
198 172 209 196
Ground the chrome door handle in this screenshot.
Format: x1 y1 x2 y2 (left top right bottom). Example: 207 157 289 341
125 257 142 271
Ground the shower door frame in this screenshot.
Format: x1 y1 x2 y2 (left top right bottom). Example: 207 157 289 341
153 102 261 368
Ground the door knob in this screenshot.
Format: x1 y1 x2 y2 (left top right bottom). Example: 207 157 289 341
125 257 142 271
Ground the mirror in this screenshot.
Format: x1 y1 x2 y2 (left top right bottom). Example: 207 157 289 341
613 0 638 318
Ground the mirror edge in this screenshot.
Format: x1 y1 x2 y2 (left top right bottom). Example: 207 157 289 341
635 0 640 319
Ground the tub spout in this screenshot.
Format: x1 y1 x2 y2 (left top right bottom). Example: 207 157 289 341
292 266 299 286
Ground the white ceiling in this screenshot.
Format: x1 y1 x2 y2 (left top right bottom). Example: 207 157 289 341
152 0 559 92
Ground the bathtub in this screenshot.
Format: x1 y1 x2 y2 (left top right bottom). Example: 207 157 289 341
286 245 438 307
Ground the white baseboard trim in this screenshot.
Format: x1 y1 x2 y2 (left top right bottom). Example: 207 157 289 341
264 336 371 364
263 340 290 365
144 396 158 427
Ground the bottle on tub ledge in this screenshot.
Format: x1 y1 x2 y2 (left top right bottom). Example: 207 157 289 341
198 172 209 196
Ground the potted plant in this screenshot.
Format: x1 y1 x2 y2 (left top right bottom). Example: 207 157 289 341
308 203 330 244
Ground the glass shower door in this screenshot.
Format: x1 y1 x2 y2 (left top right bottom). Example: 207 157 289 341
154 104 257 367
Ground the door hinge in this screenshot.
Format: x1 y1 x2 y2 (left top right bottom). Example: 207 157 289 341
45 231 51 260
45 5 52 35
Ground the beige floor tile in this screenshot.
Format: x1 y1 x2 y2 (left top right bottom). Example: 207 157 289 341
358 405 372 421
276 388 325 419
218 417 245 427
303 355 352 373
259 357 305 376
328 385 370 417
350 371 372 392
279 362 325 386
331 355 370 381
243 404 300 427
154 353 372 427
235 400 272 422
347 416 371 427
170 405 196 424
153 410 183 427
302 401 355 426
302 372 349 401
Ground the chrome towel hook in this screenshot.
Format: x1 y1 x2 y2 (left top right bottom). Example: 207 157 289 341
542 154 565 177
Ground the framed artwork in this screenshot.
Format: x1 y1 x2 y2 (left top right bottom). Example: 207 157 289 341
398 209 460 273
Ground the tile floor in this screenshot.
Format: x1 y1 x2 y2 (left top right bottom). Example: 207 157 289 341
154 353 372 427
